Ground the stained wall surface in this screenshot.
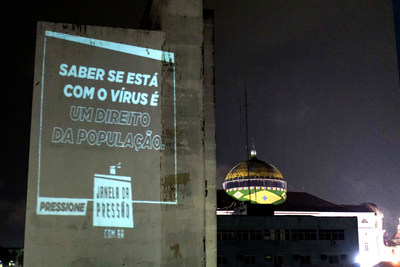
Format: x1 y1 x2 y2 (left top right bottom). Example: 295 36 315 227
143 0 217 265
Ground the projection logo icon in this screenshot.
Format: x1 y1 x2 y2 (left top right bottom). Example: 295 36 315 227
93 163 134 228
37 164 134 228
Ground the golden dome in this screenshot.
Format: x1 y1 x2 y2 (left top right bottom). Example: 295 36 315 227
225 157 283 181
222 149 287 205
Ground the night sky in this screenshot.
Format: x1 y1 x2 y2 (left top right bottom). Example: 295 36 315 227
1 0 400 248
210 0 400 239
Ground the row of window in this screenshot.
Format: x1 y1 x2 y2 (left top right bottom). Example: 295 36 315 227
223 179 287 190
217 254 348 265
217 229 345 241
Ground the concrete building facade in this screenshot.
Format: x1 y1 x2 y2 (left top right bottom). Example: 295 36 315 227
218 214 359 266
217 190 394 266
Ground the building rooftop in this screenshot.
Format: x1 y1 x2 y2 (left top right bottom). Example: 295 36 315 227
217 190 376 215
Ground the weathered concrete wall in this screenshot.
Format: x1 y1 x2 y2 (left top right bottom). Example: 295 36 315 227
203 9 217 267
143 0 217 265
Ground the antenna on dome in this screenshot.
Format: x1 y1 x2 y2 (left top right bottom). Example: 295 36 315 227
244 80 249 158
240 80 252 159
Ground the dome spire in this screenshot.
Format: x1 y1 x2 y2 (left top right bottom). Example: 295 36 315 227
250 137 257 159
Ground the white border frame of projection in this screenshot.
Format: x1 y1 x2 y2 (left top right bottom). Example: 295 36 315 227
36 30 177 215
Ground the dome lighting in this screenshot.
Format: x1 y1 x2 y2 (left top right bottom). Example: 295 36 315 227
223 152 287 205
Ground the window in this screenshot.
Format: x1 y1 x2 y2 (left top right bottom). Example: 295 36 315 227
291 229 317 240
274 229 281 241
217 230 268 240
217 230 234 240
217 255 227 265
217 230 223 240
285 229 291 240
278 229 286 241
249 230 262 240
304 230 317 240
328 255 339 264
236 230 248 240
299 255 311 264
331 230 344 240
273 255 283 266
324 255 346 265
235 230 262 241
319 230 344 240
264 229 272 240
271 229 276 240
292 230 300 241
319 230 328 240
245 255 256 265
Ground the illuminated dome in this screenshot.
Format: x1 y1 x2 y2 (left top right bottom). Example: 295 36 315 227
222 149 287 205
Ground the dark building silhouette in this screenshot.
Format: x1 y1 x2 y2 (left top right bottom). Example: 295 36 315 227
217 190 393 266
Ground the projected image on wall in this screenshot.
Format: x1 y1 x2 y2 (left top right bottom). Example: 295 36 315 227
31 28 177 230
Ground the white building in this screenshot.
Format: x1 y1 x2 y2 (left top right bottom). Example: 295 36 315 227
274 200 385 267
